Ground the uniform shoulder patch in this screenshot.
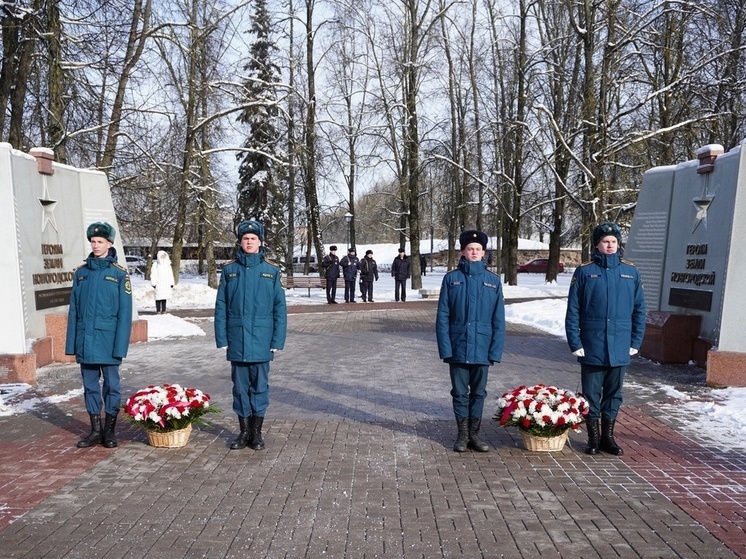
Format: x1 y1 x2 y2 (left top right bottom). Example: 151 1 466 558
579 260 594 267
621 258 637 266
264 259 280 269
113 262 128 272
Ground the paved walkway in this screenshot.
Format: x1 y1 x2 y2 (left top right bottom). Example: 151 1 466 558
1 301 744 558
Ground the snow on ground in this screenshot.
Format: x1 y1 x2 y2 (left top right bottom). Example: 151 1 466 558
3 258 745 453
0 384 83 417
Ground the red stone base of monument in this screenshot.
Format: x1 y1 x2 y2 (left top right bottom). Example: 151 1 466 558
0 354 37 384
0 316 148 385
706 349 746 387
130 319 148 345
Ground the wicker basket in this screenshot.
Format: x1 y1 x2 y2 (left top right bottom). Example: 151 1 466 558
146 424 192 448
519 429 568 452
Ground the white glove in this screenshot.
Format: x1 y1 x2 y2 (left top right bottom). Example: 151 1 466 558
629 348 639 356
219 346 227 350
572 348 585 357
271 348 277 353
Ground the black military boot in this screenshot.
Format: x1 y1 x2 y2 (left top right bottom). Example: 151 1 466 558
230 416 251 450
453 418 469 452
249 416 265 450
600 417 624 455
467 417 490 452
585 419 600 455
102 413 118 448
77 414 102 448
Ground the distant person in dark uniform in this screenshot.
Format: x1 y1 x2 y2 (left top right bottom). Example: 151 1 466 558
321 246 340 304
436 230 505 453
340 247 360 303
391 248 411 302
215 220 287 451
420 254 427 276
565 221 646 456
66 222 132 449
359 250 379 302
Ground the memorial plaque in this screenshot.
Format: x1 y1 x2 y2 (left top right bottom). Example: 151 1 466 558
627 144 746 350
667 288 712 312
658 152 737 342
0 143 134 355
625 165 677 311
35 287 72 310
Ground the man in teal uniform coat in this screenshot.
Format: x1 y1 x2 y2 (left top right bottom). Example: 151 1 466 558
565 222 646 456
436 230 505 452
215 220 287 450
66 222 133 448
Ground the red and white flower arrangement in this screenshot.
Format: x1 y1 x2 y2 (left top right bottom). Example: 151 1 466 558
494 384 589 437
124 383 219 433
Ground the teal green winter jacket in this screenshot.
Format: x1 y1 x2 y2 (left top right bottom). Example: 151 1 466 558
436 258 505 365
565 251 646 367
65 249 133 364
214 250 287 362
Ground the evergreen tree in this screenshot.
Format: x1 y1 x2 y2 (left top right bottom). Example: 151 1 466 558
236 0 287 253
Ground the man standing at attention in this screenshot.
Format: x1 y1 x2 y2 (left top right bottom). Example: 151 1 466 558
565 222 646 456
391 247 411 302
340 247 360 303
436 230 505 452
359 249 379 302
66 222 132 449
321 245 341 304
215 220 287 451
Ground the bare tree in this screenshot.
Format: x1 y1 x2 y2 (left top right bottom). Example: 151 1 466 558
96 0 153 174
2 0 42 150
283 0 300 276
300 0 325 267
320 0 381 252
532 0 584 282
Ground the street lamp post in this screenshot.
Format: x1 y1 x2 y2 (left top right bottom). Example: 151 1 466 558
344 212 353 249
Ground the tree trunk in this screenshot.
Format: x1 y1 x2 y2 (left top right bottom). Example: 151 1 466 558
47 0 66 162
7 0 40 150
97 0 151 173
304 0 324 265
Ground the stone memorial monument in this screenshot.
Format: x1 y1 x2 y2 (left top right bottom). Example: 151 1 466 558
626 143 746 386
0 143 147 385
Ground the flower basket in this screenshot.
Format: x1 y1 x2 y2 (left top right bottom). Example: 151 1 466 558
124 383 220 445
519 429 568 452
147 424 192 448
494 384 589 446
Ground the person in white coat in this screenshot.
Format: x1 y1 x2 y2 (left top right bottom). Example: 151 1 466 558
151 250 175 314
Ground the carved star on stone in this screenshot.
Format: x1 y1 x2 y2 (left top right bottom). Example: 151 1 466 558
38 183 58 233
692 196 713 234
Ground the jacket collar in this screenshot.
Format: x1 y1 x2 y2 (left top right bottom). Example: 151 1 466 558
593 250 623 269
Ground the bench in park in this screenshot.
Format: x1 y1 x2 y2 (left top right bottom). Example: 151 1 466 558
419 289 440 299
285 276 345 297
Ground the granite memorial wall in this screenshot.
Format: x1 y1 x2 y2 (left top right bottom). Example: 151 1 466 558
626 143 746 386
0 143 145 384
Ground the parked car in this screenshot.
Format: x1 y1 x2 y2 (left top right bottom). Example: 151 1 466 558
516 258 564 274
292 255 318 274
125 255 147 275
